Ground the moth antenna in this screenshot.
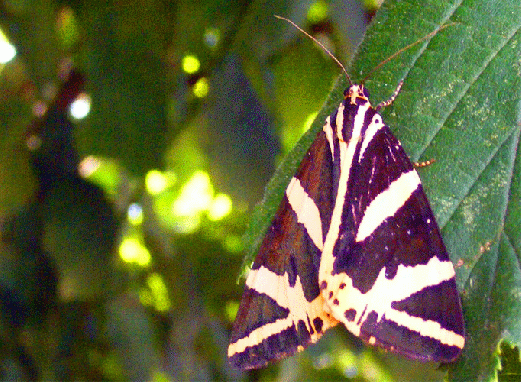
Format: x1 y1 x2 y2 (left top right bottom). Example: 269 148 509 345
362 22 457 84
275 15 352 85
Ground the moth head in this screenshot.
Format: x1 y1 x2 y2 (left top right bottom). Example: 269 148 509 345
345 84 370 105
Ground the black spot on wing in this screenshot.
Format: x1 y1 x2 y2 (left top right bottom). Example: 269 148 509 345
345 309 356 322
313 317 324 333
320 281 327 290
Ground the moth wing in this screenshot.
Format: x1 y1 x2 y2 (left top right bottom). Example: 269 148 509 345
321 107 465 362
228 126 340 369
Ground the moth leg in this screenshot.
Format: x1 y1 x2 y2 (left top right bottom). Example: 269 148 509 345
414 158 436 168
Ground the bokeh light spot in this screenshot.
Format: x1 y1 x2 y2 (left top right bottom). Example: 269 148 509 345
307 1 329 24
127 203 143 226
146 170 168 195
193 77 209 98
208 193 232 221
70 93 91 119
119 237 151 267
182 54 200 74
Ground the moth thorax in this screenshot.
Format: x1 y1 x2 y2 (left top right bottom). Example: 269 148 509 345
345 84 370 105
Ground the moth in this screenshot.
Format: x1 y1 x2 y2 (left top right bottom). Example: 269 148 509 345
228 17 465 370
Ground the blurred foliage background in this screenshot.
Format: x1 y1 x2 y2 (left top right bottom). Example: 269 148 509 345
0 0 518 381
0 0 387 380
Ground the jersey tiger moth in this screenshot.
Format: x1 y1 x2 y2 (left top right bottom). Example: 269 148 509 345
228 17 465 370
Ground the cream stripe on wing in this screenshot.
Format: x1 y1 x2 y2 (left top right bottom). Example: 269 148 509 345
383 309 465 348
228 267 306 355
228 317 295 355
286 177 323 251
229 266 338 356
228 294 337 356
356 170 421 242
320 102 370 282
330 256 465 348
323 116 335 158
335 103 345 142
245 267 307 312
358 113 385 162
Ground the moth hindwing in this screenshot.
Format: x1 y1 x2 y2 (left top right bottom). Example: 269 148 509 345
228 83 465 370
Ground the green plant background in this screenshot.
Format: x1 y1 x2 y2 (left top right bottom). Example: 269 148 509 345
0 0 519 381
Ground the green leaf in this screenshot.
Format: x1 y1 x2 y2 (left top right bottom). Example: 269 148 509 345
498 342 521 381
242 0 521 380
